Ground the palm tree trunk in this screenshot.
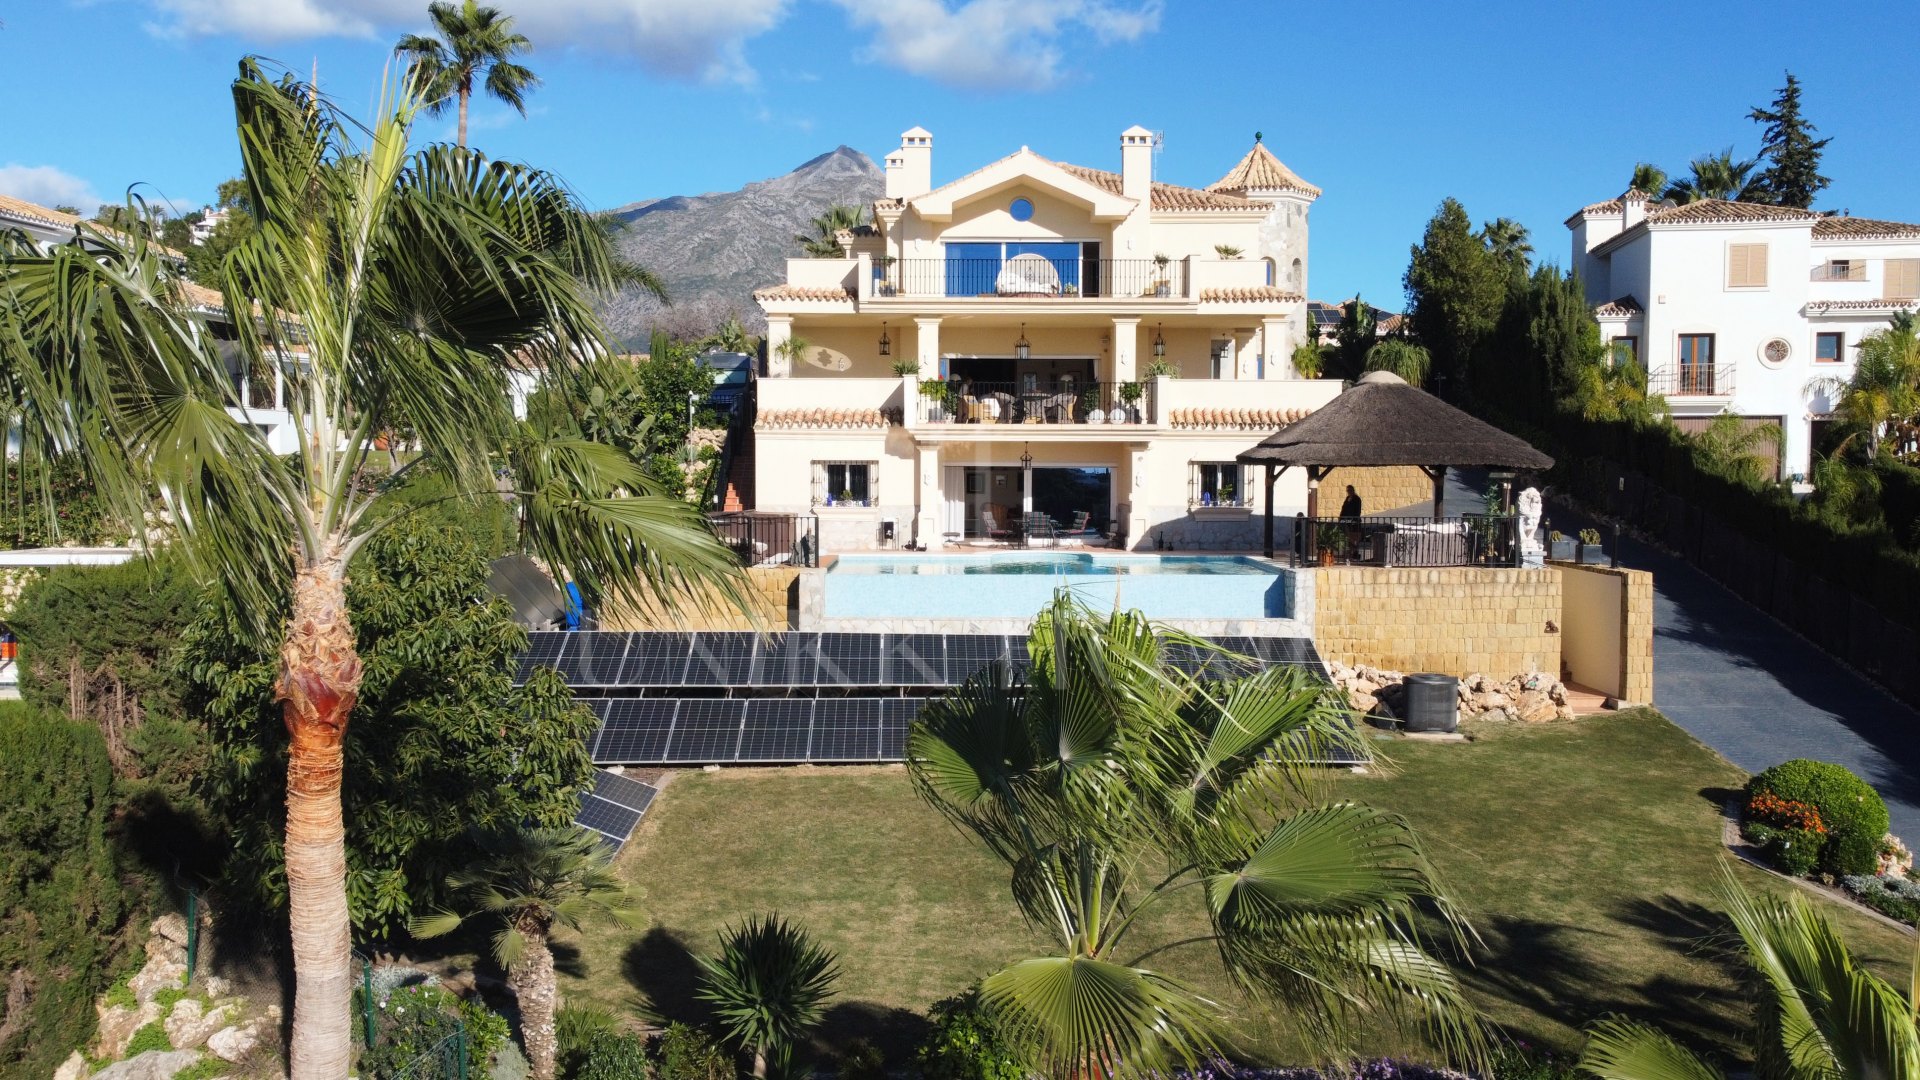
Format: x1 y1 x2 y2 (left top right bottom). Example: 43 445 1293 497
457 78 470 148
752 1046 767 1080
278 562 363 1080
512 929 559 1080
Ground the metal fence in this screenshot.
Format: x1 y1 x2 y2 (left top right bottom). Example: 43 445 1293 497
1292 513 1521 568
876 257 1188 300
709 511 818 568
929 380 1144 425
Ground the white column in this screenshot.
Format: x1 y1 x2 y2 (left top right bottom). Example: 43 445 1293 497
765 317 793 378
1111 317 1139 383
1126 443 1151 551
916 444 944 550
1261 317 1290 379
915 316 942 380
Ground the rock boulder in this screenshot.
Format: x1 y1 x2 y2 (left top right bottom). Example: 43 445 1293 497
92 1049 203 1080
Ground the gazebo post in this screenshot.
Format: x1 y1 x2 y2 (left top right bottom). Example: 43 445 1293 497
1424 465 1448 522
1263 464 1276 558
1305 464 1327 520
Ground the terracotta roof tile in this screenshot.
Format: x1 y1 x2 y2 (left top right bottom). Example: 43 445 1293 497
1205 141 1321 198
1169 407 1313 431
1645 199 1821 225
752 285 854 302
1376 313 1404 334
756 408 895 430
0 192 84 230
1049 160 1268 212
1806 298 1920 312
1199 286 1304 302
1813 216 1920 240
1594 295 1643 317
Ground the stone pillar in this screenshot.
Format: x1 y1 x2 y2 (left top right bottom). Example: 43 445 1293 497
765 317 793 378
1111 317 1140 383
916 443 943 550
1261 317 1289 379
915 316 942 380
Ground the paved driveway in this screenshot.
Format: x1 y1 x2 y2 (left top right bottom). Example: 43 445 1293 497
1551 501 1920 840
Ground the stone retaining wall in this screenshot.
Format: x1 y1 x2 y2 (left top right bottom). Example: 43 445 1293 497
1553 561 1654 704
1311 566 1561 677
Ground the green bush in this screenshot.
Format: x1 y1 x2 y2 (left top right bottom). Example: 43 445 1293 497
0 455 121 548
555 1002 620 1078
0 703 137 1077
1488 1042 1583 1080
1744 821 1823 877
8 554 197 728
578 1030 651 1080
653 1023 732 1080
1749 760 1890 876
362 983 510 1078
913 992 1025 1080
1842 873 1920 925
839 1038 886 1080
125 1021 173 1056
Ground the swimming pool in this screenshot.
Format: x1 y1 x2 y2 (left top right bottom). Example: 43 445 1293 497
824 553 1290 619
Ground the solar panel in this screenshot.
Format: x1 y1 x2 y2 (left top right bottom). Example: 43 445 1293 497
620 633 692 686
557 632 632 686
815 633 882 685
574 797 642 842
516 631 569 683
811 698 881 761
684 633 757 687
943 636 1012 684
740 699 814 761
664 699 744 762
750 633 818 687
595 699 678 763
882 634 946 686
1245 636 1322 670
591 769 659 814
879 698 922 759
572 767 660 852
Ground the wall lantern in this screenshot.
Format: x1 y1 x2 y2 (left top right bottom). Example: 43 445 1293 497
878 321 891 357
1015 323 1031 361
1152 324 1167 360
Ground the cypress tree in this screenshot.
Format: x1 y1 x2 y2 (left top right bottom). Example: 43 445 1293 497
1404 197 1506 395
1749 72 1831 208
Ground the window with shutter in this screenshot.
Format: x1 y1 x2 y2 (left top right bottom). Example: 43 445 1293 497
1888 259 1920 299
1727 243 1768 288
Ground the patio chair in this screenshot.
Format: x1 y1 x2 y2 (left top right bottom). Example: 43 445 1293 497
987 391 1019 422
1021 512 1058 548
1068 511 1092 534
980 510 1013 543
1043 392 1076 423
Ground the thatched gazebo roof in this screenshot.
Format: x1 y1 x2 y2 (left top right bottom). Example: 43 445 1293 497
1237 371 1554 470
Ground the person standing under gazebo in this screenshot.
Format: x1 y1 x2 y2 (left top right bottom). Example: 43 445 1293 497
1339 485 1363 520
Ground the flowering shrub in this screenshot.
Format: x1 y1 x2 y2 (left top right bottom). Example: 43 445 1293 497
1747 759 1889 876
1842 873 1920 925
1746 792 1827 834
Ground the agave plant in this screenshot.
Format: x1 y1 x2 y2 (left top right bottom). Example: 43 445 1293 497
908 594 1483 1079
697 914 842 1079
1580 870 1920 1080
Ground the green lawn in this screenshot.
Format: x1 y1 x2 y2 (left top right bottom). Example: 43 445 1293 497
551 710 1913 1066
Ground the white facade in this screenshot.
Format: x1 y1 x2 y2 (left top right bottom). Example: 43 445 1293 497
1569 191 1920 478
754 127 1340 553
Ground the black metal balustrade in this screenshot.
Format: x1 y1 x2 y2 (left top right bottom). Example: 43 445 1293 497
920 380 1148 425
1648 364 1734 396
1292 513 1520 568
709 512 818 568
874 258 1187 300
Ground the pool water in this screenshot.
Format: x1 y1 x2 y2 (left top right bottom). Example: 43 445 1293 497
829 553 1274 576
824 552 1290 620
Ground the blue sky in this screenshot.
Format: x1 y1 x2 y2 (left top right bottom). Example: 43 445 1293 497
4 0 1916 306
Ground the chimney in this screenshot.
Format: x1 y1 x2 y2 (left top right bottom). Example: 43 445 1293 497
1120 125 1153 202
886 126 932 201
1622 187 1649 228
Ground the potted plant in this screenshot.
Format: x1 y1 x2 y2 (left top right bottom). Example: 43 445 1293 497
1151 253 1172 297
1214 244 1243 259
1315 522 1351 566
1548 529 1576 561
839 489 863 508
1060 283 1080 297
1116 381 1143 423
1080 386 1103 422
1143 359 1179 380
890 358 920 377
918 378 952 421
1577 527 1605 563
1219 479 1236 506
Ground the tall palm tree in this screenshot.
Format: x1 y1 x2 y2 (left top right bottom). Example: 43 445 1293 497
696 915 842 1080
1661 149 1764 204
1691 413 1783 486
1580 871 1920 1080
413 828 634 1080
0 62 743 1078
908 595 1482 1077
1805 312 1920 461
1628 163 1668 197
1481 217 1533 268
794 205 866 258
395 1 539 148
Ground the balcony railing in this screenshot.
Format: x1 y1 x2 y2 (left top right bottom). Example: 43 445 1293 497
709 511 818 568
921 380 1148 425
1648 364 1735 397
1294 513 1520 568
1811 261 1868 282
874 258 1187 300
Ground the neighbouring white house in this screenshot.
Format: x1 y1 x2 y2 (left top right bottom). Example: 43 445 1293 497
190 206 232 245
750 126 1346 552
2 191 306 455
1568 188 1920 480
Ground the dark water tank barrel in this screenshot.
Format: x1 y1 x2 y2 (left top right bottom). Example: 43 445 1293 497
1403 673 1459 733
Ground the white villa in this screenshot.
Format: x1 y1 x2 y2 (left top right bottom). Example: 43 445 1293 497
1568 189 1920 480
750 126 1343 552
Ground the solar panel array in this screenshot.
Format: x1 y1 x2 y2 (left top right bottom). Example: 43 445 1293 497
573 768 659 852
521 630 1345 768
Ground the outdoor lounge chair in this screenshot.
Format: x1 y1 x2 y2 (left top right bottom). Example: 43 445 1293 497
980 510 1013 543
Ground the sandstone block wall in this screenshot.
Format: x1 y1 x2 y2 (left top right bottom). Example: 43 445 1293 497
1321 466 1438 516
601 566 798 631
1311 567 1561 677
1553 561 1654 704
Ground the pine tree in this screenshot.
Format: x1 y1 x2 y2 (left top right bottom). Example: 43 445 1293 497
1749 72 1830 208
1404 197 1506 395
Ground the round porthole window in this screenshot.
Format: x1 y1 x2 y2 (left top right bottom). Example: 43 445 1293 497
1760 337 1791 366
1009 197 1034 222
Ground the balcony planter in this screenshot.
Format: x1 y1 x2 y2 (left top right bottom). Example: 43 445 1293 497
1152 281 1171 298
1549 538 1577 561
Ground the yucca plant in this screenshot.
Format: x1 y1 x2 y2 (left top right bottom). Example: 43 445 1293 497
0 60 742 1077
413 827 635 1080
908 594 1483 1079
1579 869 1920 1080
696 915 842 1079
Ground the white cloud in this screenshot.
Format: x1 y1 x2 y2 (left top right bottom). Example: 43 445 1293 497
141 0 790 81
830 0 1161 89
0 164 107 213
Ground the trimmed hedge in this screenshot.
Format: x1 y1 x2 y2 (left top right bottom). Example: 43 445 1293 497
1748 759 1889 876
